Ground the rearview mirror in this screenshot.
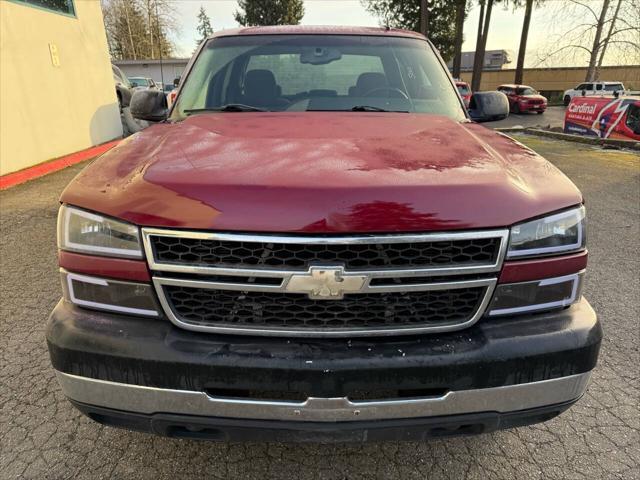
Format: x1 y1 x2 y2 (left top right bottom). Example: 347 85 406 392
130 89 168 122
468 91 510 123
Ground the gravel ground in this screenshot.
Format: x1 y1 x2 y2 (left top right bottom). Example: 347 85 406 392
1 135 638 479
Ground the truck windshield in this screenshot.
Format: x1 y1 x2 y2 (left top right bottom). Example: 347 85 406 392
171 35 464 120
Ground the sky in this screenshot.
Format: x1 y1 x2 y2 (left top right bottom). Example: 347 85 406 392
167 0 631 67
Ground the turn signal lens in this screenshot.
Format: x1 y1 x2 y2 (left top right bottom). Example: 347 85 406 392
61 270 158 317
488 272 584 316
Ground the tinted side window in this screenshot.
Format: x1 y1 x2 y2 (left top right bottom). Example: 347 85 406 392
575 84 585 90
626 104 640 132
584 83 593 90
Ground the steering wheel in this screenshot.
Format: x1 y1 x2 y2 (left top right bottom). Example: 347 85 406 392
363 87 409 99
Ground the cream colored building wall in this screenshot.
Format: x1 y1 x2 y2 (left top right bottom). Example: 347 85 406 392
0 0 122 176
460 66 640 92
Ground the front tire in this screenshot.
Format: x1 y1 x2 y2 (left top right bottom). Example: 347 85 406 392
564 95 571 106
537 111 544 114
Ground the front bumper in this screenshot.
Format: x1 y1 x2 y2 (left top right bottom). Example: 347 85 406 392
47 298 601 441
521 103 547 112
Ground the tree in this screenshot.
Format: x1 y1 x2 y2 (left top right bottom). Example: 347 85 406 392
585 0 611 81
102 0 177 60
362 1 458 61
451 0 468 78
471 0 496 92
195 6 213 47
234 0 304 26
534 0 639 79
514 0 535 84
595 0 624 78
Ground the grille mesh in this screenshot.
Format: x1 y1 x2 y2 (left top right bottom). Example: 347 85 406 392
151 236 500 270
164 286 486 331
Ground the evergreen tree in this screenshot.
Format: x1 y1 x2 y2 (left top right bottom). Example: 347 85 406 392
362 0 457 61
195 6 214 48
234 0 304 26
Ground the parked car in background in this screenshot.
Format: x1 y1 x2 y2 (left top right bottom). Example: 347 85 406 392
48 26 599 443
112 64 132 110
129 77 161 91
563 81 626 106
564 95 640 141
497 84 547 114
455 80 472 108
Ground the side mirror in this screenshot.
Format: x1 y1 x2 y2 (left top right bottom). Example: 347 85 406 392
468 91 510 122
130 89 168 122
581 90 586 96
173 76 181 87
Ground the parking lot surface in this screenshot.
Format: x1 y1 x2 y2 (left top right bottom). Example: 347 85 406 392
485 105 566 129
1 135 638 479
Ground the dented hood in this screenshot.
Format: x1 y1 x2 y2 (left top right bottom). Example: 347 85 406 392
61 113 582 232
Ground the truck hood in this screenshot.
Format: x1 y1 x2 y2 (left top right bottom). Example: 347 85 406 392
61 113 581 232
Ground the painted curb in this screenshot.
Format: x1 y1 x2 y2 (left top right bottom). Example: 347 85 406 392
0 140 121 190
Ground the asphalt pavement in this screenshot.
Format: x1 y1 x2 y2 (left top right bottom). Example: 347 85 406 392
1 134 638 479
484 105 566 129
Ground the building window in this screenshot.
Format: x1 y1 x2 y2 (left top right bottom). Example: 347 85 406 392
11 0 76 17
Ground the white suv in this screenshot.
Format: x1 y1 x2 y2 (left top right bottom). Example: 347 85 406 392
563 81 626 106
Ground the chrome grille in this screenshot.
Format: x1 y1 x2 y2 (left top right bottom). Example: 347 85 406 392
151 236 501 270
142 229 508 337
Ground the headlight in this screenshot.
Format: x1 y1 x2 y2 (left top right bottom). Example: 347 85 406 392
57 205 142 258
507 206 586 259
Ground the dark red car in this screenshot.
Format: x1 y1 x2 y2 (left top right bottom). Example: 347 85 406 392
455 80 472 108
498 84 547 114
47 26 600 443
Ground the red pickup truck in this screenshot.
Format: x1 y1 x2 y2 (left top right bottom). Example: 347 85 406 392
47 26 600 442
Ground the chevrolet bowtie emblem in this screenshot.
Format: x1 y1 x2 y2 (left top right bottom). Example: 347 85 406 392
285 266 368 299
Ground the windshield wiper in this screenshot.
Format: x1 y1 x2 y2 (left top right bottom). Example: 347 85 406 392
351 105 388 112
184 104 267 114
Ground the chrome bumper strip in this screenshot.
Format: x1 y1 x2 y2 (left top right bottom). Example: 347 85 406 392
56 371 591 422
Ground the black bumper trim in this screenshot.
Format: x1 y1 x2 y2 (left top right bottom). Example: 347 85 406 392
47 298 601 397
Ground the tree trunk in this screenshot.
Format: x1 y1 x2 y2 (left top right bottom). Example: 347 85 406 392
471 0 485 92
585 0 611 82
596 0 623 79
515 0 533 84
122 0 137 60
452 0 466 78
472 0 493 92
147 0 154 59
420 0 428 36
